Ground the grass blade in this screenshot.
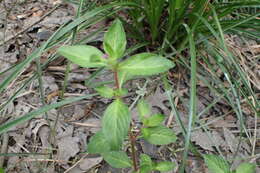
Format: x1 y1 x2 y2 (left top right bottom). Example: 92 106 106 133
179 24 197 173
0 94 97 134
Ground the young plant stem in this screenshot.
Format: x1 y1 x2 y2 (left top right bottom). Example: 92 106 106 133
114 70 120 90
113 69 138 171
129 128 138 172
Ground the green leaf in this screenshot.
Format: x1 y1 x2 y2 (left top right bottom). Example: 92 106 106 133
204 154 230 173
139 154 153 173
102 99 130 150
103 19 126 59
0 168 4 173
117 70 133 88
154 161 176 172
143 114 165 127
139 165 152 173
141 126 177 145
114 88 128 97
236 163 256 173
102 151 132 168
58 45 106 68
137 99 151 120
118 53 175 76
94 85 114 98
140 154 152 166
87 131 111 154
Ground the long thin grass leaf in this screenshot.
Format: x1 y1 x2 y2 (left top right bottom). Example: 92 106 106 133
0 94 97 134
179 24 197 173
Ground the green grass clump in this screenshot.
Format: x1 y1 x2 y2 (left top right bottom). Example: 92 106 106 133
0 0 259 172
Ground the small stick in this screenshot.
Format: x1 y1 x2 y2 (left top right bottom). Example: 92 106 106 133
64 155 87 173
129 128 138 172
0 133 9 167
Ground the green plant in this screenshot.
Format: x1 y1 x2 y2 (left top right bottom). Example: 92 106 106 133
58 19 176 172
116 0 259 49
204 154 256 173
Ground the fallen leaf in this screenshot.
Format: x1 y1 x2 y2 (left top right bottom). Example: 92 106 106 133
79 157 103 171
38 125 51 150
191 130 224 151
82 118 101 133
140 139 159 158
223 128 250 153
57 136 80 162
147 87 170 115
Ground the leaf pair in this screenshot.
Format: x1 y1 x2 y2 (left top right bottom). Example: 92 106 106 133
94 86 128 98
137 99 165 127
137 99 177 145
58 19 175 88
58 49 175 88
139 154 175 173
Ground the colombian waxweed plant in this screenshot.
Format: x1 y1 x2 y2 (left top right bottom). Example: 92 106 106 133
58 19 177 172
203 154 256 173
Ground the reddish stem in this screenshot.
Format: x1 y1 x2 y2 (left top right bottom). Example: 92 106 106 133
113 70 138 171
130 129 138 172
114 71 120 90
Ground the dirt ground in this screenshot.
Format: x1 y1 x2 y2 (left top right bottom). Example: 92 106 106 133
0 0 259 172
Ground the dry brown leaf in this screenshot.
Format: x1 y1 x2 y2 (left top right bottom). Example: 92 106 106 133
223 128 250 153
38 125 51 150
186 157 206 173
147 87 170 115
223 127 239 153
191 130 224 151
31 119 49 139
82 118 101 133
57 136 80 162
211 119 237 128
140 139 159 158
79 157 103 171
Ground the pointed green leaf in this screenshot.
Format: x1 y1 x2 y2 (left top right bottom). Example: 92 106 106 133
139 154 153 173
102 151 132 168
0 168 4 173
154 161 175 172
114 88 128 97
204 154 230 173
117 70 133 88
103 19 126 59
143 114 165 127
102 99 130 150
118 53 175 76
87 131 111 154
141 126 177 145
236 163 256 173
140 165 152 173
137 99 151 120
58 45 106 68
94 85 114 98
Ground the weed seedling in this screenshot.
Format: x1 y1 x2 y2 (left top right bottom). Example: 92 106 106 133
58 19 177 172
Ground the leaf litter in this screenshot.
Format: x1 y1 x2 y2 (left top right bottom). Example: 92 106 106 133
0 0 259 172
